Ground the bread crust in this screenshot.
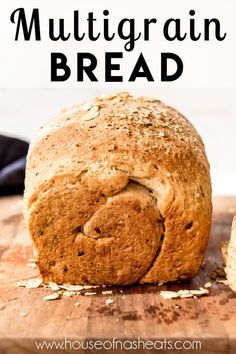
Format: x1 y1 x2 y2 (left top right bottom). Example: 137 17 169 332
226 217 236 291
24 92 212 285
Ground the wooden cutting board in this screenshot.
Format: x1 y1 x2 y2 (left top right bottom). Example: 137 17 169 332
0 196 236 354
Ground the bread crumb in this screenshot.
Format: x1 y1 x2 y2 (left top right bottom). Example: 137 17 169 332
25 278 42 289
27 262 37 269
215 266 226 277
59 284 99 292
43 293 60 301
178 290 194 299
102 290 113 295
63 291 78 297
75 302 80 307
106 298 114 305
160 288 209 300
17 278 42 288
210 271 217 280
82 285 100 290
59 284 83 291
49 282 60 291
204 282 212 288
160 291 179 299
190 288 209 296
17 280 27 287
211 265 226 280
216 279 229 285
20 312 27 317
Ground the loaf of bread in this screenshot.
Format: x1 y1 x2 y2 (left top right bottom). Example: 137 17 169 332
24 92 212 285
226 217 236 291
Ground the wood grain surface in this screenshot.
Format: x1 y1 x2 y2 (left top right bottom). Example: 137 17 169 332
0 196 236 354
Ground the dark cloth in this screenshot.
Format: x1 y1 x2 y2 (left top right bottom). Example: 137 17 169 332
0 135 29 195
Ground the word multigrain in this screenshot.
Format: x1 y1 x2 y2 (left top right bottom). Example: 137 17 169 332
10 8 226 82
11 9 226 49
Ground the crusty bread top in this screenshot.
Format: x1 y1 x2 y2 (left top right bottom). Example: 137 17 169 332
25 92 209 208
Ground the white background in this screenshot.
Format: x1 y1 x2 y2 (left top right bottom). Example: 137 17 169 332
0 0 235 88
0 0 235 195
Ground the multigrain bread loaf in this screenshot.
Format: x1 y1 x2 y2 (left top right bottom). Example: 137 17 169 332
225 217 236 291
24 92 212 285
